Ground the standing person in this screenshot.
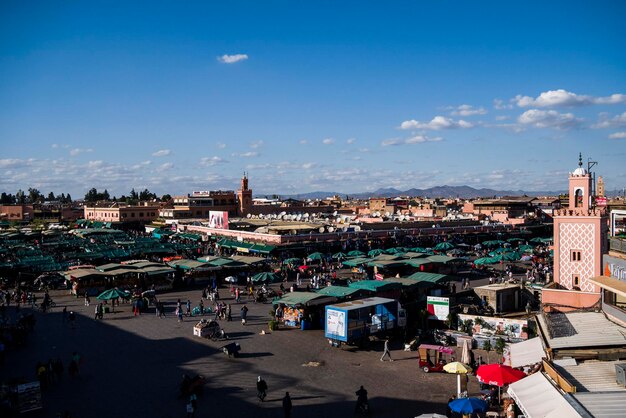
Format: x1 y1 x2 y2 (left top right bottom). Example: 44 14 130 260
282 392 292 418
199 299 204 315
94 304 100 320
84 294 90 306
235 287 240 303
380 338 393 362
256 376 268 401
240 305 248 325
227 304 232 321
177 306 184 322
186 300 191 316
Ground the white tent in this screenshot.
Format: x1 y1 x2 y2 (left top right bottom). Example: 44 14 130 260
506 337 545 368
507 373 582 418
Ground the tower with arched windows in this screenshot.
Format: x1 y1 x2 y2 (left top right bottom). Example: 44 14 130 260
543 154 609 311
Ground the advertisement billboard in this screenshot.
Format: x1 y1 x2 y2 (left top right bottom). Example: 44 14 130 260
326 309 346 338
208 211 229 229
427 296 449 320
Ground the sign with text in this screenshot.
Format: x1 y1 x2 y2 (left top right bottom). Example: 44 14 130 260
427 296 450 321
326 309 346 338
208 211 229 229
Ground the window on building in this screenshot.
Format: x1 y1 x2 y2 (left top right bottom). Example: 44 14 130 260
131 213 135 218
574 189 583 208
139 213 144 217
571 250 582 261
573 274 580 287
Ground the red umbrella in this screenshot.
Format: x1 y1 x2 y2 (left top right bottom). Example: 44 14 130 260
476 364 526 387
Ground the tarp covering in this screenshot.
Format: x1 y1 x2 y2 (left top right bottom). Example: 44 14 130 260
273 291 336 307
507 372 582 418
341 257 372 267
406 272 452 284
167 259 208 270
316 286 360 298
348 280 402 292
506 337 545 368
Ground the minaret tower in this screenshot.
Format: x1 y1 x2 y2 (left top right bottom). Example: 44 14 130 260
543 153 609 311
237 172 253 216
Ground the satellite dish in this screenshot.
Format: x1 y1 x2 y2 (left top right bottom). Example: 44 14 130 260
342 226 348 232
385 211 390 217
303 213 309 218
246 213 252 218
333 211 338 216
343 216 349 222
354 225 361 231
280 211 287 216
296 214 302 221
318 227 325 233
328 226 335 233
336 217 342 223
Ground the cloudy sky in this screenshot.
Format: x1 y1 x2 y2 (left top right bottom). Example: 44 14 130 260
1 1 625 197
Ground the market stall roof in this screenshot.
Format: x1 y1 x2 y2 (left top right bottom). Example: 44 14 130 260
402 251 430 259
140 266 175 276
167 259 208 270
367 259 407 268
273 291 336 307
341 257 372 267
383 277 422 289
106 268 142 276
506 337 546 368
316 286 361 298
123 261 164 269
96 263 135 272
507 372 583 418
64 268 108 280
426 255 458 264
406 272 453 284
348 280 402 292
403 258 435 268
229 255 267 265
249 243 276 254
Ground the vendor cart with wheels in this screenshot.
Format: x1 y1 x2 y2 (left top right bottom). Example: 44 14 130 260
418 343 455 373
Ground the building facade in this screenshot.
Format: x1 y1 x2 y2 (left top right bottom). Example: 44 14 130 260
84 203 160 223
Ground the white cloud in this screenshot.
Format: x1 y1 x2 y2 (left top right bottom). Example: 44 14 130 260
156 162 174 172
322 138 335 145
451 104 487 116
232 151 259 158
301 163 317 170
51 144 59 149
216 142 226 149
299 139 308 145
382 135 443 146
200 156 227 166
400 116 473 130
592 112 626 129
152 149 171 157
217 54 248 64
513 89 626 108
495 115 510 121
69 148 93 156
517 109 582 129
493 99 512 110
346 138 356 144
609 132 626 139
0 158 35 169
250 140 264 149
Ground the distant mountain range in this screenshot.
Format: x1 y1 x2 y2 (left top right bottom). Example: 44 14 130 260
270 185 566 200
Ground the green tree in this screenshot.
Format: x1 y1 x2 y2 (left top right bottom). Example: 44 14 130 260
102 189 110 200
482 340 492 364
47 191 56 201
130 188 138 200
15 189 26 204
495 338 507 363
85 188 99 202
161 194 172 202
28 188 43 203
0 192 15 204
66 193 72 203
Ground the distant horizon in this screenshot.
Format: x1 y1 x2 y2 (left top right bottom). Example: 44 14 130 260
1 2 625 197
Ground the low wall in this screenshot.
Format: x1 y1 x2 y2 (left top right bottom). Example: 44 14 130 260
541 288 600 312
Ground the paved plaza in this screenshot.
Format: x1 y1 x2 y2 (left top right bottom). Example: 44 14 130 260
3 285 483 418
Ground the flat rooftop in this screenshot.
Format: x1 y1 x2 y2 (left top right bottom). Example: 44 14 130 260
538 311 626 349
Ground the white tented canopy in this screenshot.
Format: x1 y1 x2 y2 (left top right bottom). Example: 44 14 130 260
507 337 545 368
507 373 582 418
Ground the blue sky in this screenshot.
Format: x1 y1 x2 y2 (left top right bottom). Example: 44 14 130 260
1 1 625 197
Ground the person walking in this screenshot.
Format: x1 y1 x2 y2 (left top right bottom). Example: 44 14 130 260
177 306 184 322
84 294 90 306
227 303 232 321
240 305 248 325
256 376 268 401
282 392 292 418
380 338 393 361
186 299 191 316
